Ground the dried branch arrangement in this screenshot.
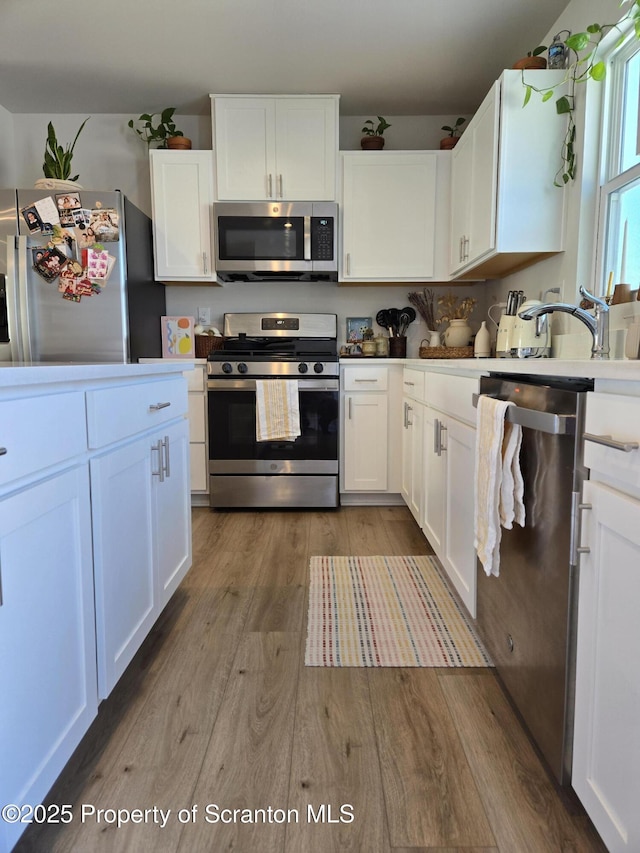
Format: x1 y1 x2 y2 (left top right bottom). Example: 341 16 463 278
407 289 437 330
437 294 477 323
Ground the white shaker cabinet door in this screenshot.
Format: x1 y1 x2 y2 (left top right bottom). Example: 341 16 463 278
573 480 640 853
150 150 215 281
0 467 97 853
274 97 337 200
214 97 276 200
343 393 388 491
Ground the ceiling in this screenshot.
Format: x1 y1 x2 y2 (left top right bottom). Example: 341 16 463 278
2 0 569 118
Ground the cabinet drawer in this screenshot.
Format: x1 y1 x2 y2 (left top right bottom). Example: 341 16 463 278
86 377 188 448
343 365 388 391
584 392 640 491
402 368 425 402
0 391 87 488
424 372 479 424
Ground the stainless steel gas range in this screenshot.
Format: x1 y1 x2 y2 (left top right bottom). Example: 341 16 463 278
207 312 339 508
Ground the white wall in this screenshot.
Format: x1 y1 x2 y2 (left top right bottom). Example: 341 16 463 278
0 105 16 186
9 113 210 216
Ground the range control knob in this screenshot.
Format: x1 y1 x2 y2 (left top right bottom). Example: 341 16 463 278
313 362 324 374
221 362 233 374
298 362 309 374
237 362 248 374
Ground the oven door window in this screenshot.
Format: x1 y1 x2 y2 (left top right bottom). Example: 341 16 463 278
217 217 305 261
209 387 338 460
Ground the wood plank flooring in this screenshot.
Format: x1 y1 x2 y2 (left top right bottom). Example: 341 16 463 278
15 506 607 853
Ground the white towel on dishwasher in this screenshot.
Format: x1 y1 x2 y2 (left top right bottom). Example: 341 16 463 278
255 379 301 442
474 395 525 577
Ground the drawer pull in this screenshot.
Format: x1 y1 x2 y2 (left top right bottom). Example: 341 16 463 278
0 447 7 456
584 432 639 453
149 401 171 411
404 381 415 386
354 378 378 383
577 546 591 555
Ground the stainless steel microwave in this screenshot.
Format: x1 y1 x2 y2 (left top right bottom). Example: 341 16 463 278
213 202 338 282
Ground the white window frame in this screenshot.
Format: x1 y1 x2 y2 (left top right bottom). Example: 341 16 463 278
595 29 640 296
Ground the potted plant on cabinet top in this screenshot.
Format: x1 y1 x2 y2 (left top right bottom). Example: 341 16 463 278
34 117 90 191
128 107 192 149
513 45 548 70
440 117 466 149
360 116 391 150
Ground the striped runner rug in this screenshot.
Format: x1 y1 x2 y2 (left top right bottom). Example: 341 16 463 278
305 555 492 667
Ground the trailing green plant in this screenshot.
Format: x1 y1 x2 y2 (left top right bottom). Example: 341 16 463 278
128 107 184 148
527 45 548 58
522 1 640 186
361 116 391 137
42 118 90 181
441 116 466 137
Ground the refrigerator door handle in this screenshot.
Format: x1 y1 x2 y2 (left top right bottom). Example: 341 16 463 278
6 235 32 362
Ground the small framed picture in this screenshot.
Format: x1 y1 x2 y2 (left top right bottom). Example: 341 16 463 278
161 315 195 359
346 316 372 343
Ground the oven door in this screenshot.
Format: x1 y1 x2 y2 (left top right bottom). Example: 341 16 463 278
214 202 312 274
208 378 339 474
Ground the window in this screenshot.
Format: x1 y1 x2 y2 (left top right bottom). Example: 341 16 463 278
598 36 640 297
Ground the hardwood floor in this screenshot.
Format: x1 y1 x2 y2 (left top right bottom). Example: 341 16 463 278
15 506 606 853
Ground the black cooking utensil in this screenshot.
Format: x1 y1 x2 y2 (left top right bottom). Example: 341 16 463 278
376 309 390 330
388 308 400 336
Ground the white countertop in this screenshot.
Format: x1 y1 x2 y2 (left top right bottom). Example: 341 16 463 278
340 356 640 382
0 361 193 389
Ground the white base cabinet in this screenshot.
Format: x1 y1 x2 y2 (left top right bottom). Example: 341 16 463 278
340 363 403 501
211 95 339 201
0 467 97 853
421 372 479 617
401 368 426 523
150 150 216 282
573 390 640 851
88 377 191 699
340 151 450 282
573 480 640 853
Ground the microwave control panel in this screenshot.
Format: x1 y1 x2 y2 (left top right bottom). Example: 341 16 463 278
310 218 334 261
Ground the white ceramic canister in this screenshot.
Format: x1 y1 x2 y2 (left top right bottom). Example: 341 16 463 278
444 319 472 347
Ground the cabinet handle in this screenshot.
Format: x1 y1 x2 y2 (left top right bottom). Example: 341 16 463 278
278 174 283 197
202 252 208 275
348 397 353 420
407 404 413 427
439 422 447 452
152 439 164 482
149 401 171 411
464 237 470 261
403 401 409 429
346 253 351 276
459 237 463 263
0 556 3 607
434 418 440 455
577 546 591 554
354 378 378 383
404 381 415 387
162 435 171 478
268 174 273 197
0 447 7 456
584 432 639 453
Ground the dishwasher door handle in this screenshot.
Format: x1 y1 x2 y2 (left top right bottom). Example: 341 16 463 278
472 393 576 436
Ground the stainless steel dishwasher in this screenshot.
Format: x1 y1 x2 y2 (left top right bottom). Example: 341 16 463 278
474 373 594 786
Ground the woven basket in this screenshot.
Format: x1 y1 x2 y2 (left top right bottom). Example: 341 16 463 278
195 335 225 358
419 342 474 359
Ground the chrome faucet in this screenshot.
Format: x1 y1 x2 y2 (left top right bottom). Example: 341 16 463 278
518 285 610 360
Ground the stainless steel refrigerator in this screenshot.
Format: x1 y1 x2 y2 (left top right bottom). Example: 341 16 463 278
0 188 166 363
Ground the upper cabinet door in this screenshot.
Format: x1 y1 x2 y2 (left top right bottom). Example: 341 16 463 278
212 95 339 201
467 81 499 264
274 98 337 200
214 97 276 200
150 150 215 281
341 151 448 281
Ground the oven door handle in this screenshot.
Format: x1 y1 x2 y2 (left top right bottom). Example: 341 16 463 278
208 378 339 391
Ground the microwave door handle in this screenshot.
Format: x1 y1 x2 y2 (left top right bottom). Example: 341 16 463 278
304 216 311 261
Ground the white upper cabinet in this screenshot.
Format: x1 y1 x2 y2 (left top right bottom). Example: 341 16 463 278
450 70 567 279
340 151 450 282
211 95 339 201
150 150 216 282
